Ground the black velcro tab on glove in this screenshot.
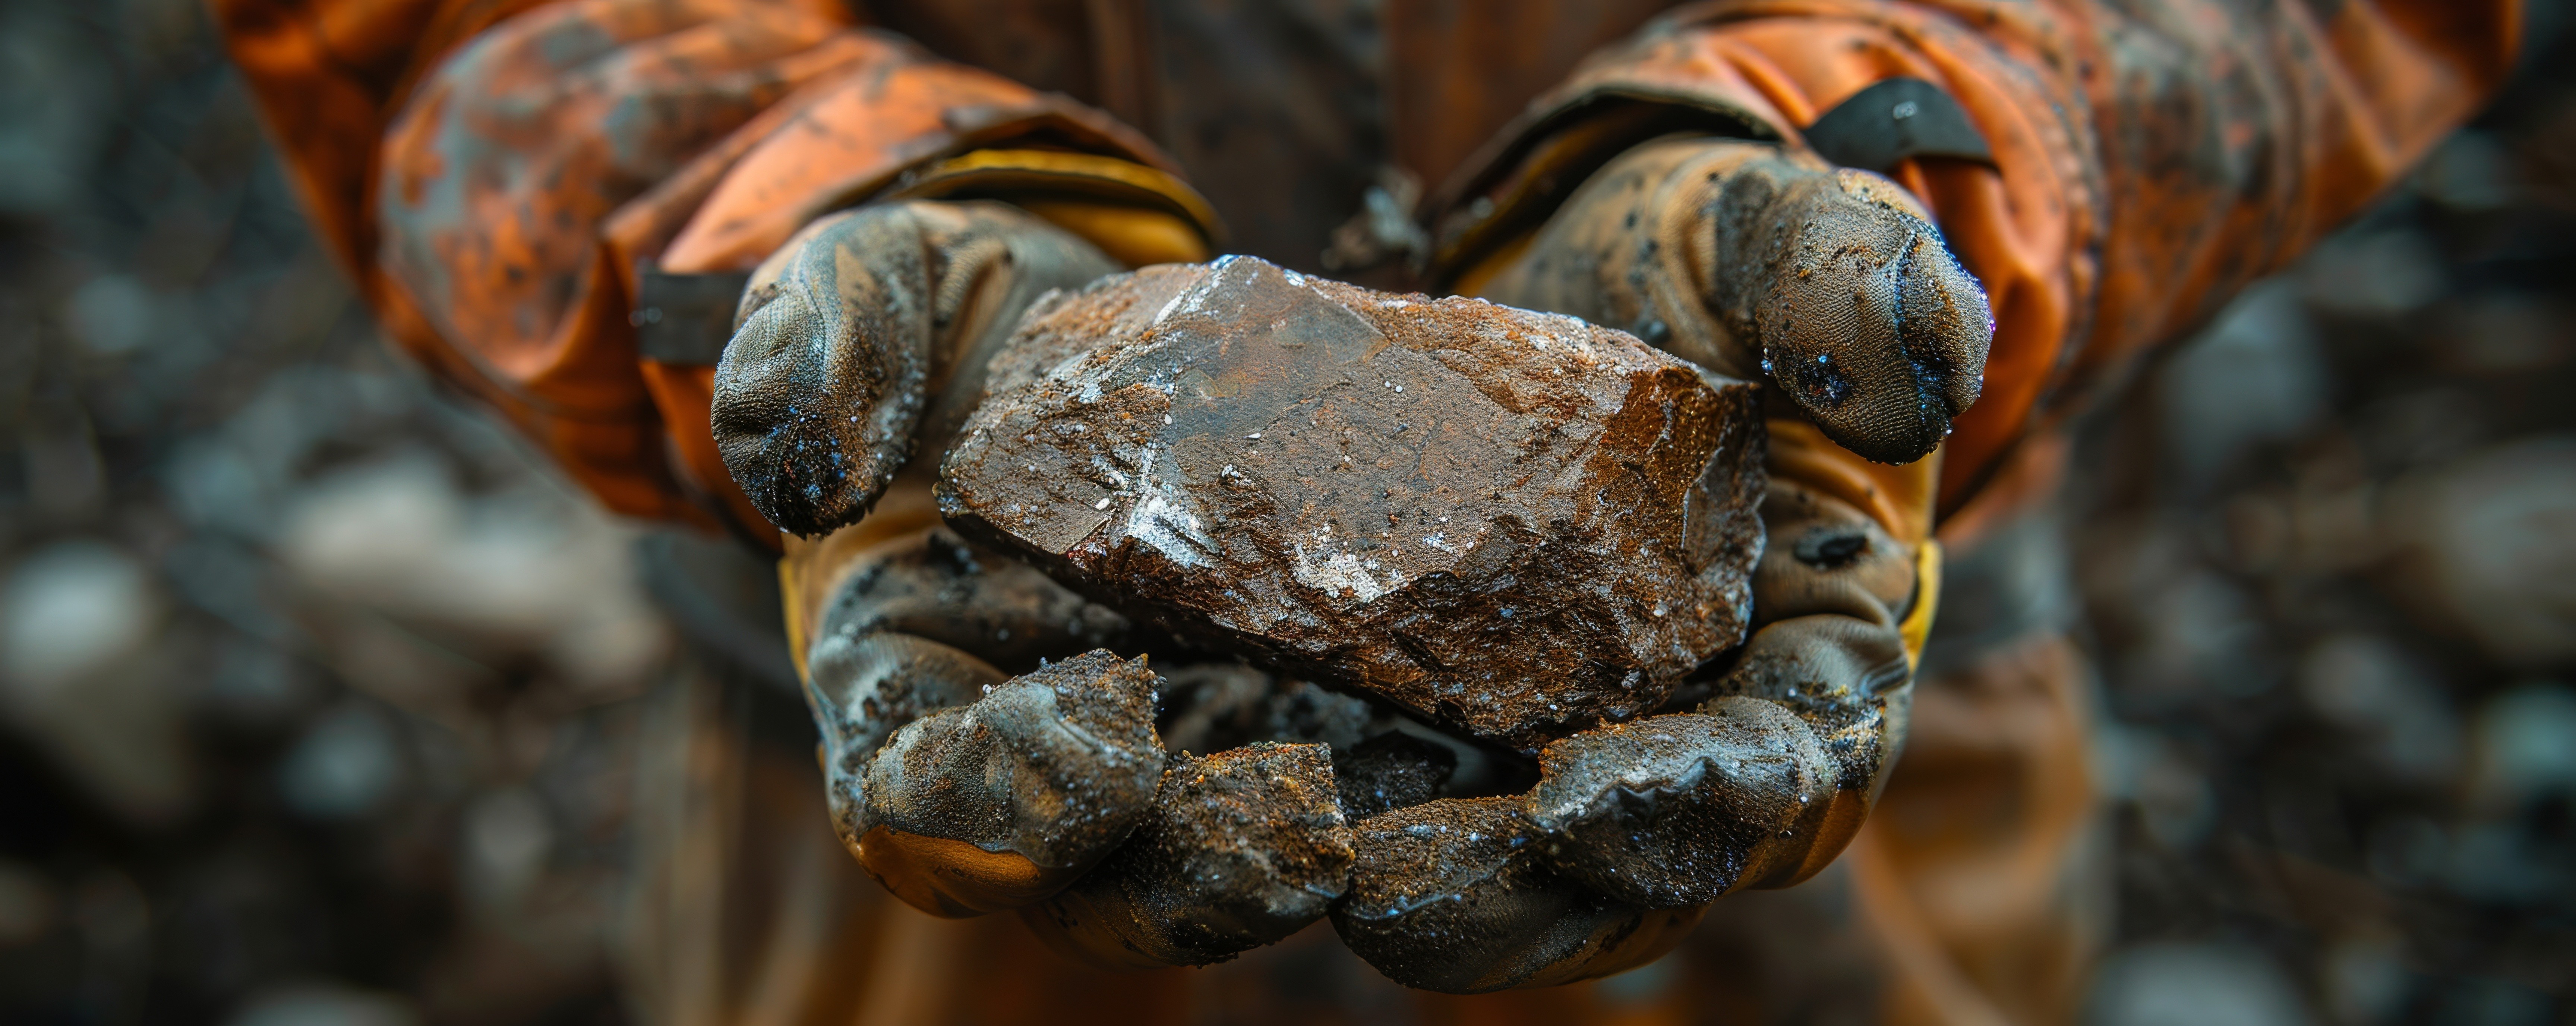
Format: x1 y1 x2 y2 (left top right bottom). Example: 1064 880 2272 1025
634 264 753 366
1801 78 1994 174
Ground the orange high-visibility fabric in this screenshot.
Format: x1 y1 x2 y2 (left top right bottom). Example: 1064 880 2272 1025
217 0 1192 536
373 0 885 527
210 1 2517 1022
1439 0 2516 515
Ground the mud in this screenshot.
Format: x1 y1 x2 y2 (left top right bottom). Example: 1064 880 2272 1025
1330 797 1685 993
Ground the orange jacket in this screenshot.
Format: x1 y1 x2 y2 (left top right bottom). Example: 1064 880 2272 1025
212 0 2515 536
1424 0 2518 523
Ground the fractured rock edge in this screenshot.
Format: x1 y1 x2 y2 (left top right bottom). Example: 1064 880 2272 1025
940 256 1765 750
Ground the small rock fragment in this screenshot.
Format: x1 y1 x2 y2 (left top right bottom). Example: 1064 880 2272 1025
940 256 1765 749
1023 742 1353 966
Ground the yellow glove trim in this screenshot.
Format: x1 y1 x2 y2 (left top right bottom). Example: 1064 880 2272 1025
884 148 1225 264
1447 229 1537 302
779 554 810 684
1899 539 1942 673
1765 418 1938 546
1013 199 1209 269
1767 416 1945 671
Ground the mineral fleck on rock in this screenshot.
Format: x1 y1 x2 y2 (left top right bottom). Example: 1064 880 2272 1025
939 256 1764 749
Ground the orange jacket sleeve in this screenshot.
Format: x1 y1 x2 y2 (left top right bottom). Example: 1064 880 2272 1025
1428 0 2519 517
212 0 1212 539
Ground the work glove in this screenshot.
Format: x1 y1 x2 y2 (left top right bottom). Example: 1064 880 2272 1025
1356 134 1976 988
1465 136 1989 466
718 197 1171 917
708 132 1985 991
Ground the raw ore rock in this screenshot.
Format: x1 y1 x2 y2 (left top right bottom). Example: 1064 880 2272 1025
1025 742 1353 965
939 256 1764 749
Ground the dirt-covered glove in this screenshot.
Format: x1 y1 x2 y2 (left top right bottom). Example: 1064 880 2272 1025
1345 135 1966 990
713 139 1976 992
716 199 1174 917
716 199 1126 539
1460 137 1965 714
1469 137 1989 466
924 255 1781 991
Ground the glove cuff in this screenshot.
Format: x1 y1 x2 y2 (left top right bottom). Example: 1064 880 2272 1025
881 149 1224 267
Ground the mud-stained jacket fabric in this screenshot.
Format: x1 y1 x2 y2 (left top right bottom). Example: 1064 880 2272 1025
212 0 1211 536
210 0 2515 539
1426 0 2519 519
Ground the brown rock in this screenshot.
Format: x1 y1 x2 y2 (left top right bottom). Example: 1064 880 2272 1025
939 256 1764 749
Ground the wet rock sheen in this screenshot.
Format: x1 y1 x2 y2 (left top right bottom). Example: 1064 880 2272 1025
940 256 1765 750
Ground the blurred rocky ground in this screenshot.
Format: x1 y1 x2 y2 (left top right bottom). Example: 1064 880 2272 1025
0 0 669 1020
0 0 2571 1023
2072 9 2576 1024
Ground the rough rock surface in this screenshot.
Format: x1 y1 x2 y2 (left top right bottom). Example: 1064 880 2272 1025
1329 797 1695 993
1025 742 1353 965
939 256 1765 750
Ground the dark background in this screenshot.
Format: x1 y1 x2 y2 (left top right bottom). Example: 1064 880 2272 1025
0 0 2572 1022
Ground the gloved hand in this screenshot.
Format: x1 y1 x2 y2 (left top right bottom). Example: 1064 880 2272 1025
717 197 1221 921
1335 135 1972 989
716 199 1127 539
721 197 1377 962
710 132 1984 992
1468 137 1989 466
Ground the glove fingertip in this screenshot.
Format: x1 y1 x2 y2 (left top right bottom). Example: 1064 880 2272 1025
712 211 935 537
1758 201 1989 466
